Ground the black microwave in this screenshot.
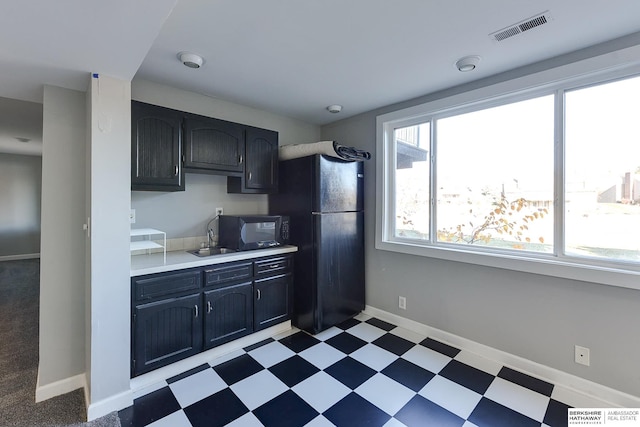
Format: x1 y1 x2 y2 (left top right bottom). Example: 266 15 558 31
218 215 290 251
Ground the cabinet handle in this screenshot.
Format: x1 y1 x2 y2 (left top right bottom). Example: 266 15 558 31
174 165 179 176
248 172 252 181
239 155 243 164
207 301 212 314
194 305 198 318
257 289 261 300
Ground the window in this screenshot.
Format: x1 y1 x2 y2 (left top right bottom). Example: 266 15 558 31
394 123 430 240
565 78 640 262
436 96 555 253
378 60 640 287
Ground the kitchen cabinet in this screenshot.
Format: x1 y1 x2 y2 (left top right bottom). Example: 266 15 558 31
131 254 293 376
203 261 254 348
132 293 203 376
183 115 244 174
228 126 279 194
204 282 254 348
130 101 279 194
254 255 293 330
131 101 185 191
131 268 202 375
255 273 292 331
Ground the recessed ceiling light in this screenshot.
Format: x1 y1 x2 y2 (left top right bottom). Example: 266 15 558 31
327 105 342 113
455 55 481 72
178 52 204 69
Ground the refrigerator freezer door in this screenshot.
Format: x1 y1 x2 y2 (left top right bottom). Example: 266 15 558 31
316 155 364 213
313 211 365 332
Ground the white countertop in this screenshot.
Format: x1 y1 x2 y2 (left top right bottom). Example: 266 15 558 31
131 245 298 276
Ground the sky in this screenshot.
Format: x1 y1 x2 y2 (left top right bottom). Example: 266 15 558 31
402 74 640 194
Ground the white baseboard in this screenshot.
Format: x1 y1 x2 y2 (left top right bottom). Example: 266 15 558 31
86 388 133 421
35 369 86 403
0 253 40 261
364 305 640 408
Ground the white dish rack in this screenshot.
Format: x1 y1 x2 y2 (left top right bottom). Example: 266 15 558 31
130 228 166 262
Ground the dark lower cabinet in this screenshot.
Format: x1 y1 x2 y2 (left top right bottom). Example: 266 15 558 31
204 282 253 349
132 293 202 375
255 273 292 331
131 254 293 377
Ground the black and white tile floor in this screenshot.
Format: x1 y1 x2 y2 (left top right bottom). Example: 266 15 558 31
120 314 598 427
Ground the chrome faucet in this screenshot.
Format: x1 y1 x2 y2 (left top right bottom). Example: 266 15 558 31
206 214 220 248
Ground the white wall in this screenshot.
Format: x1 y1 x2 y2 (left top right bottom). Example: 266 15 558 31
321 33 640 399
38 85 86 395
0 153 42 257
130 79 321 238
132 173 267 238
85 75 132 419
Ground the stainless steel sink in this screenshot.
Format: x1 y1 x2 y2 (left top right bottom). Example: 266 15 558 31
187 247 238 257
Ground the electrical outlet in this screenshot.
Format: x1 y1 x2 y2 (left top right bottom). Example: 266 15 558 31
575 345 590 366
130 209 136 224
215 207 224 217
398 296 407 310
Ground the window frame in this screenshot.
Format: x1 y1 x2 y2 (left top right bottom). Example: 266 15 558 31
376 47 640 290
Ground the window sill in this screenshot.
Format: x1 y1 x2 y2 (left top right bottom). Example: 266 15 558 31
375 239 640 291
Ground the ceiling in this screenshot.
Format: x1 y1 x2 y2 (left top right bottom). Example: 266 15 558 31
0 97 43 156
1 0 640 140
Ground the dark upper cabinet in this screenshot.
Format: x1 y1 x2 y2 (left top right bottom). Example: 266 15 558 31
132 293 203 375
131 101 185 191
131 101 279 194
228 127 279 194
184 115 245 173
204 282 254 349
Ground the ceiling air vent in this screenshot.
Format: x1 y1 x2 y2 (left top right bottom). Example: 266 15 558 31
489 11 552 42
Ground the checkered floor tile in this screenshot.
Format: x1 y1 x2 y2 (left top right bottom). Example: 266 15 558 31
120 316 579 427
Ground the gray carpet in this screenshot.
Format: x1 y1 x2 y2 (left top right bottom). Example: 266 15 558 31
0 259 121 427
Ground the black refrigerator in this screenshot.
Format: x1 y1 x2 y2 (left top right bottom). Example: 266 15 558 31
269 154 365 334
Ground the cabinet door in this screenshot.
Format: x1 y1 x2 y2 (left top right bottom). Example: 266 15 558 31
132 293 202 376
228 127 279 194
204 282 253 349
184 115 244 173
131 101 184 191
254 273 292 331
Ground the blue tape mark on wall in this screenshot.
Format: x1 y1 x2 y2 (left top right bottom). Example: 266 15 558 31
92 73 99 79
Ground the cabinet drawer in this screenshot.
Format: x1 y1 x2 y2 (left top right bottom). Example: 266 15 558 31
133 270 202 301
255 255 292 277
205 262 253 287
